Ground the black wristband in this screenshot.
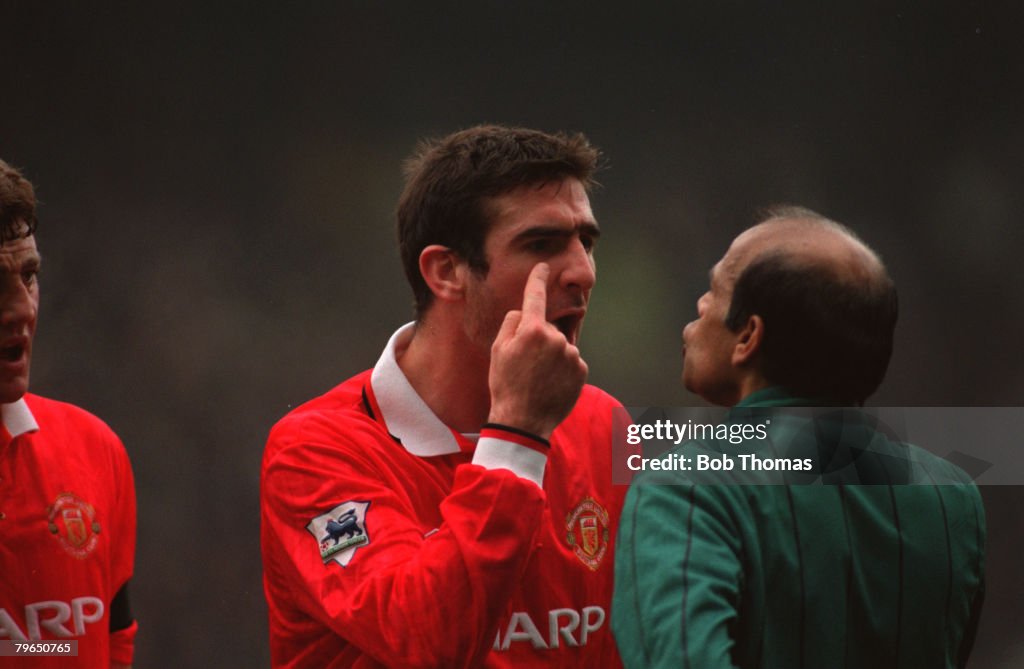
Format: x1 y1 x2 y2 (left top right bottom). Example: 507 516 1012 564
481 422 551 449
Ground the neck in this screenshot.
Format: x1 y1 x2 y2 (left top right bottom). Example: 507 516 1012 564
397 311 492 433
733 373 771 406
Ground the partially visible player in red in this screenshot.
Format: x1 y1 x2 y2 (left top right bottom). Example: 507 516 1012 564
260 125 627 667
0 159 137 668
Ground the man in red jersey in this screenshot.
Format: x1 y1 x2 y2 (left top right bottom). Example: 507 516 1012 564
0 159 137 668
261 125 626 668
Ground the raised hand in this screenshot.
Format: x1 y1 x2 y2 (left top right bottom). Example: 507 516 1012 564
487 263 588 439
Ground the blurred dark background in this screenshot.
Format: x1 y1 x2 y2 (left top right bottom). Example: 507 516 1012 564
2 3 1022 666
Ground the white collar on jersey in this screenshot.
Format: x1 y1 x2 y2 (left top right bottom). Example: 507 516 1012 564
2 397 40 440
370 323 465 457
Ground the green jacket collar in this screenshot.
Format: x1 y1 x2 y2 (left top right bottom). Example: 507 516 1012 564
735 386 843 408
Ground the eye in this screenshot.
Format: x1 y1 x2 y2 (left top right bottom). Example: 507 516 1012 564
526 238 553 253
580 234 596 252
22 268 39 286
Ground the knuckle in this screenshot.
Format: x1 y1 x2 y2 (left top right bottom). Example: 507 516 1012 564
523 321 553 341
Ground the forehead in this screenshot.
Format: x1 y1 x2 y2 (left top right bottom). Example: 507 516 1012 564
485 178 594 237
712 228 757 284
0 236 39 269
711 223 787 291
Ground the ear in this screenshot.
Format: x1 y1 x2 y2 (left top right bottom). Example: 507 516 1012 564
731 314 764 367
419 245 468 303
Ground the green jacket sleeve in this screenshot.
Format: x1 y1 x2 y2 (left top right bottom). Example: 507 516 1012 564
612 478 744 669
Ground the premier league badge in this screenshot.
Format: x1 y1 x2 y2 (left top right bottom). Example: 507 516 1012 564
307 501 371 567
565 497 610 571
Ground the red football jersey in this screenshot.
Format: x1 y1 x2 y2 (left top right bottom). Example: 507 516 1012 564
0 394 137 667
261 324 626 668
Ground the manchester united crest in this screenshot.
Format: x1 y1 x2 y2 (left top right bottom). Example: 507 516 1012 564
565 497 610 571
48 492 100 559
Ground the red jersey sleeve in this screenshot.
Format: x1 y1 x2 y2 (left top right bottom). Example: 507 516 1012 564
107 432 137 666
261 416 548 668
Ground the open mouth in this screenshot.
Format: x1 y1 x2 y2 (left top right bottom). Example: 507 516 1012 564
551 315 581 343
0 344 24 363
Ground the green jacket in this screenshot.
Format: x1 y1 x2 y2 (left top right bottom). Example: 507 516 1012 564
611 388 986 668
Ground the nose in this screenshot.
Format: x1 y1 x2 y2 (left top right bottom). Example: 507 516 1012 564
558 238 597 294
0 279 37 329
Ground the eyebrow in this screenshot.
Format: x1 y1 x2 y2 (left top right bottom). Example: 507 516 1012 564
513 221 602 243
0 251 41 268
18 253 42 270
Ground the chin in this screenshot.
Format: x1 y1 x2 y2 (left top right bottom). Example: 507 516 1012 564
0 379 30 405
681 369 695 394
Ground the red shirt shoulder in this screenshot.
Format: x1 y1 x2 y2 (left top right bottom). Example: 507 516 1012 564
263 370 381 464
24 393 124 445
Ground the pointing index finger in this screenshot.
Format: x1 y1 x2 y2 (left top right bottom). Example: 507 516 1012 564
520 263 550 325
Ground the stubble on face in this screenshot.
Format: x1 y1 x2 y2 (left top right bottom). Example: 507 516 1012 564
463 270 505 353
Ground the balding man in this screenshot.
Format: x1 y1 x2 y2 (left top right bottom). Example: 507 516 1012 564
611 207 985 668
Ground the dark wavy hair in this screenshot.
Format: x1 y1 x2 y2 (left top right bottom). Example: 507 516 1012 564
0 159 38 243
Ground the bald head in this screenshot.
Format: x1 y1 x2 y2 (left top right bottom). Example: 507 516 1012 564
722 208 898 404
724 212 887 294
